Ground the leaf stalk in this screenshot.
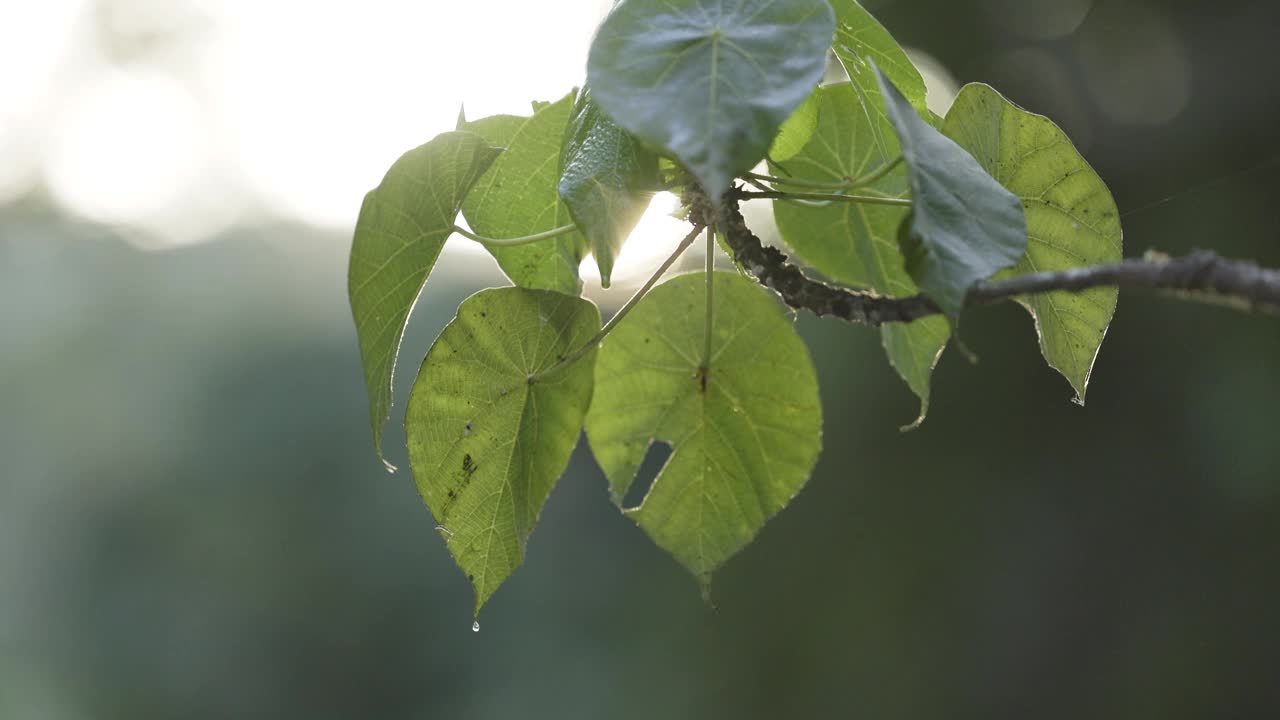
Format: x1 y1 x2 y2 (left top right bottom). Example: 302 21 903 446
743 157 903 190
452 223 577 247
529 224 707 382
701 224 715 382
734 189 911 207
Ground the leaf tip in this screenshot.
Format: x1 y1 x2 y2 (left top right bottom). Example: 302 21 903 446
470 577 495 619
899 403 929 432
598 253 616 289
698 574 716 609
1070 381 1090 404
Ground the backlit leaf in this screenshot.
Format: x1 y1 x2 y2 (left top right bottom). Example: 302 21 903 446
406 288 601 614
943 83 1122 402
586 272 822 592
349 131 503 461
461 93 588 295
558 86 660 288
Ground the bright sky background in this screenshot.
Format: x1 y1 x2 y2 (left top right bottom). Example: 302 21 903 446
3 1 608 233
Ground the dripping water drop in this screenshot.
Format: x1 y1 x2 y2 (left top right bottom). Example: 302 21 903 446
435 525 454 538
472 621 480 633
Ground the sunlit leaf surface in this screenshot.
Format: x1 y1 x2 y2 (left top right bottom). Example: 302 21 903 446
943 83 1122 402
406 288 600 614
349 131 502 460
586 272 821 592
462 93 588 295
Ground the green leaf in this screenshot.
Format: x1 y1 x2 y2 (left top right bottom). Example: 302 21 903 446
461 93 588 295
349 131 503 462
406 288 601 614
771 82 947 426
557 87 660 289
769 90 820 163
828 0 930 126
585 272 822 591
943 84 1122 402
586 0 835 202
876 64 1027 321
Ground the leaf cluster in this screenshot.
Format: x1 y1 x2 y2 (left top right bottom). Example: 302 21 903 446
348 0 1122 615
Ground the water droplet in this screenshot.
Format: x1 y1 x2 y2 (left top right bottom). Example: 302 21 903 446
1072 222 1081 230
435 525 454 538
472 621 480 633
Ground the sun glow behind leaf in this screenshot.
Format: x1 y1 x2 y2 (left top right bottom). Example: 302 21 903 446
13 0 618 246
579 192 691 297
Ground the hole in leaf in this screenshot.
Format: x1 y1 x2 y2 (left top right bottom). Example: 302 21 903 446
623 441 672 510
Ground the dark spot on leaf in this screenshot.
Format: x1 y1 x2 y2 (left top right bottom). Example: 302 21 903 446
462 454 477 476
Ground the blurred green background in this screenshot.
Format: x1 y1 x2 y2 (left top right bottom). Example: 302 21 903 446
2 0 1278 717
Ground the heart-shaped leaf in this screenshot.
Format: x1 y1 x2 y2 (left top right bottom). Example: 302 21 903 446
586 272 822 593
943 83 1122 402
558 87 660 288
349 130 503 461
770 82 948 426
461 93 588 296
587 0 835 203
876 65 1027 321
406 288 601 614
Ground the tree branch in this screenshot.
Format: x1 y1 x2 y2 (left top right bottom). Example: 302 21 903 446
694 190 1280 326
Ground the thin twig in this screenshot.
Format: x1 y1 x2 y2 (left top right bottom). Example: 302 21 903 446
744 157 903 191
734 189 911 207
695 191 1280 326
530 224 706 382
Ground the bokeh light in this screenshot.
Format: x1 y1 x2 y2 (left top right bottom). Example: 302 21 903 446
1076 1 1191 126
982 0 1094 40
44 67 208 227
